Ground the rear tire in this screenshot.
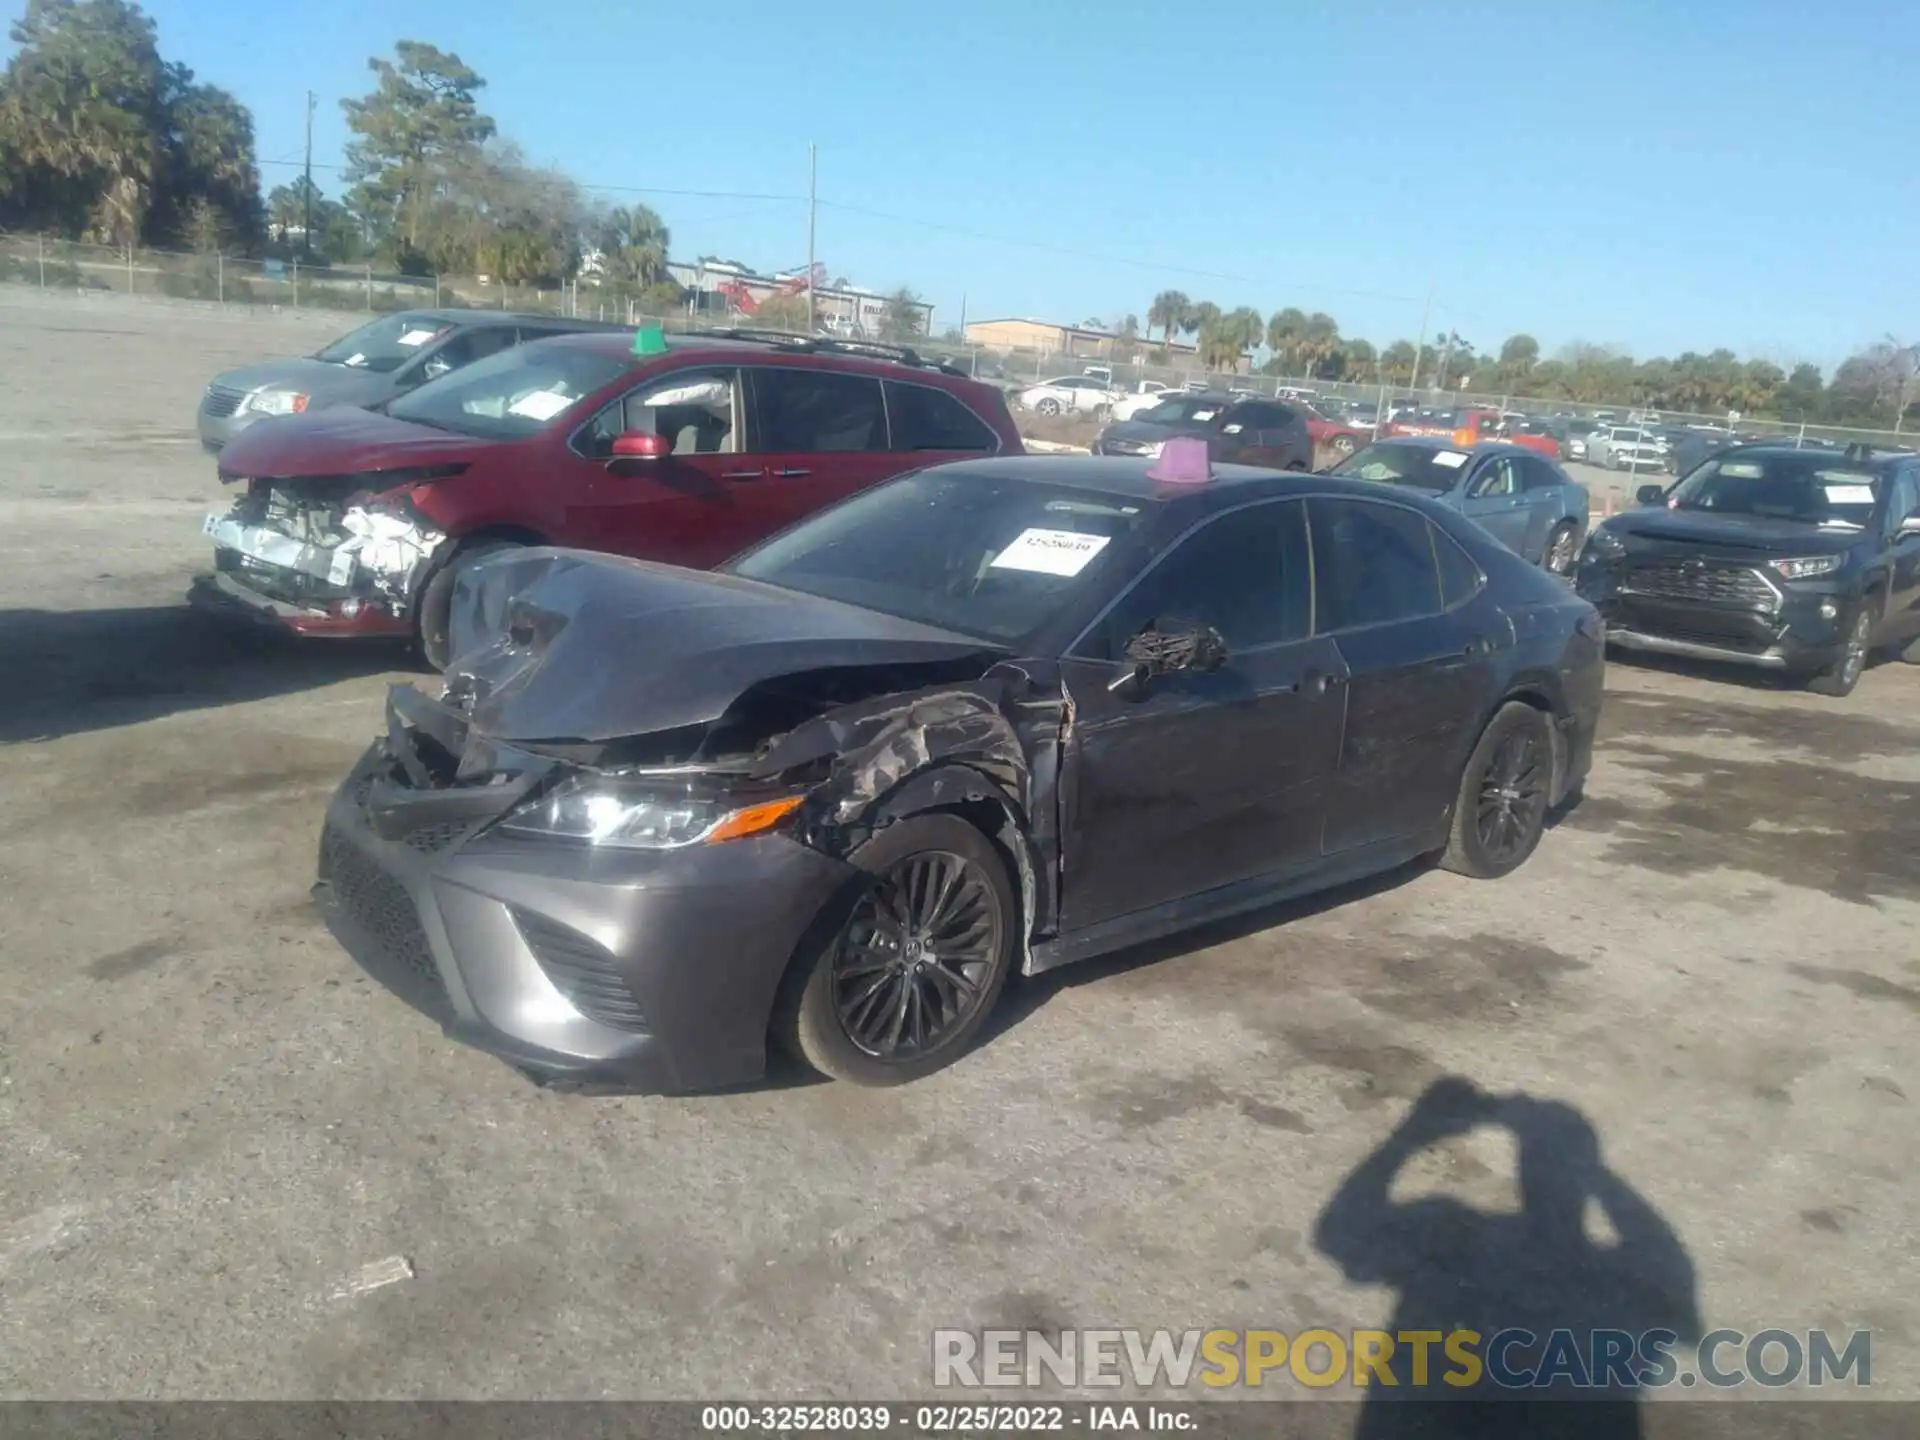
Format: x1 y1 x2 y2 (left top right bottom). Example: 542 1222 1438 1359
1899 632 1920 665
416 539 521 670
778 815 1018 1087
1329 433 1357 459
1542 521 1579 576
1440 702 1554 880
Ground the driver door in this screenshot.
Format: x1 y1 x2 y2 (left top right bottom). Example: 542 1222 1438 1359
563 365 767 567
1458 455 1533 553
1056 499 1347 931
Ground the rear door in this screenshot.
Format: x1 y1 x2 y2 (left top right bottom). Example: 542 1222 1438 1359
1514 454 1572 560
1215 401 1303 469
745 364 902 535
1058 499 1346 928
1458 455 1534 553
1878 467 1920 645
563 364 768 567
1310 497 1504 854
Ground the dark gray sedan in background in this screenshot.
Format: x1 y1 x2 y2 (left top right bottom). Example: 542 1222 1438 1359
1334 437 1591 574
195 308 623 451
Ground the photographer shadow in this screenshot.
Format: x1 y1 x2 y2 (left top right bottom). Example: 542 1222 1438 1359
1313 1077 1703 1439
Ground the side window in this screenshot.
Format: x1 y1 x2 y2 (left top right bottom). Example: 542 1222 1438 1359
422 326 518 382
1080 500 1311 661
1309 497 1443 632
1520 456 1565 492
753 368 887 452
1467 457 1520 498
884 382 998 452
1887 471 1920 536
575 368 738 458
1433 524 1485 607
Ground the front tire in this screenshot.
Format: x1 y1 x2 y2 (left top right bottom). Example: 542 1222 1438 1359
1805 604 1875 697
1440 702 1554 880
779 815 1017 1086
416 539 521 670
1035 397 1062 417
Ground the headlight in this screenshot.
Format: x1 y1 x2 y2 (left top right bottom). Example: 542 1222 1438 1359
244 388 309 416
1584 526 1626 560
497 776 803 849
1769 554 1844 580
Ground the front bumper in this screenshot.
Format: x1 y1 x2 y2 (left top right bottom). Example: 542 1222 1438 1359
315 734 857 1092
1576 560 1853 672
189 568 413 638
197 408 260 453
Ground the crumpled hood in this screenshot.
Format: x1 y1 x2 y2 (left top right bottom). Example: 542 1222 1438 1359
444 548 1004 744
1610 507 1864 555
212 357 392 407
217 405 498 480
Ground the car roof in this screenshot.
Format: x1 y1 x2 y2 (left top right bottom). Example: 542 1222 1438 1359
519 327 985 382
1714 442 1901 469
396 307 626 330
1367 435 1542 461
930 455 1460 510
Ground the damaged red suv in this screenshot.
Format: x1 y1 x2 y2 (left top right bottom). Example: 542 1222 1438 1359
191 330 1023 665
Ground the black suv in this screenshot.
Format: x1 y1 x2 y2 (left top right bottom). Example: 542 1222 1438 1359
1093 392 1314 472
1576 444 1920 696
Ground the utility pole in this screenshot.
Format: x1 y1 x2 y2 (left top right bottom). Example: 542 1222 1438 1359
1407 279 1434 394
302 91 316 264
805 142 817 335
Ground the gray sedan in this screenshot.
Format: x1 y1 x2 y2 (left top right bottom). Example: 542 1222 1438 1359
1332 438 1590 573
195 309 625 451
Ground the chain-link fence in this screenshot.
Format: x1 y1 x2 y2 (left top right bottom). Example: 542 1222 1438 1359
4 229 1910 454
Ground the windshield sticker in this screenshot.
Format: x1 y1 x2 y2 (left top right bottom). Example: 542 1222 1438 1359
1432 450 1469 468
1191 409 1218 423
342 352 367 368
1718 462 1765 478
505 389 575 421
1221 423 1243 434
396 328 440 347
1822 482 1876 505
989 528 1112 577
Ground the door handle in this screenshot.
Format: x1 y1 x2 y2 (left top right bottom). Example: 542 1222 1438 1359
771 467 811 478
1462 636 1492 657
720 469 765 479
1301 668 1344 696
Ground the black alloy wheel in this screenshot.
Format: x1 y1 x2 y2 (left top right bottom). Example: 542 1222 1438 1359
1807 607 1874 698
778 814 1017 1086
833 851 1000 1059
1440 702 1555 879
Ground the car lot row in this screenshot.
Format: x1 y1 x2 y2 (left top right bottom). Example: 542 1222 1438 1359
169 308 1920 1092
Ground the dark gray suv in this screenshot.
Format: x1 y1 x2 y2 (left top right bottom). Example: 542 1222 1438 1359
1092 392 1314 472
196 308 626 451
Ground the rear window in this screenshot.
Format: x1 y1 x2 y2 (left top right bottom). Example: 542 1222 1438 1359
884 382 998 452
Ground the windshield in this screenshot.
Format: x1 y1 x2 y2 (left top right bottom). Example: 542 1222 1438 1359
728 468 1145 641
386 342 631 440
313 313 456 374
1665 455 1882 529
1332 442 1468 492
1135 397 1227 427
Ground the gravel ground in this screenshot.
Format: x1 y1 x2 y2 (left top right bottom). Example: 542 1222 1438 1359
1 292 1916 1409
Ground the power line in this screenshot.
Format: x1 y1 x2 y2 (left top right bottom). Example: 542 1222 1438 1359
255 157 806 204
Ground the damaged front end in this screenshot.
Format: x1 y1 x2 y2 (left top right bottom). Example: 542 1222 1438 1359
190 471 451 637
314 548 1073 1090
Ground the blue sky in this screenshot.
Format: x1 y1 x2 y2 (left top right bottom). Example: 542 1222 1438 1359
134 0 1916 369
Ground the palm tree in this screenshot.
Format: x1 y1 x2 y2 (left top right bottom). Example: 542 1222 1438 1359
1148 289 1190 350
1297 312 1340 380
1266 307 1307 374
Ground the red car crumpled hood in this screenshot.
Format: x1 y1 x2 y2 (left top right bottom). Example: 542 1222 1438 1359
216 407 501 481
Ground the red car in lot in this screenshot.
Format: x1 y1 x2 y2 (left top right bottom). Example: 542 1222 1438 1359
1385 406 1561 460
191 330 1024 665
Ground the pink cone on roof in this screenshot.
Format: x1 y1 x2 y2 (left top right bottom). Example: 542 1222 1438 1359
1145 436 1212 484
